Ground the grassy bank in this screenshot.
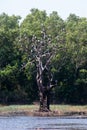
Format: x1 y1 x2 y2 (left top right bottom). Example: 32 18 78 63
0 104 87 116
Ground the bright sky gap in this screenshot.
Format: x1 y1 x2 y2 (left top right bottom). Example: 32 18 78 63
0 0 87 20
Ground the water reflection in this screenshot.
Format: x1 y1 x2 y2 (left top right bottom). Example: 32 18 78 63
0 116 87 130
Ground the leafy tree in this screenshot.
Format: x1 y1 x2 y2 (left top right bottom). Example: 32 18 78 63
0 13 21 103
20 8 47 36
0 10 87 105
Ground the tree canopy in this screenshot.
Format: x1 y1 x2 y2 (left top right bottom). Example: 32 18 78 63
0 10 87 104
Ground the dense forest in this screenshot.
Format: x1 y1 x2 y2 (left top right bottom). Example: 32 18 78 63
0 9 87 105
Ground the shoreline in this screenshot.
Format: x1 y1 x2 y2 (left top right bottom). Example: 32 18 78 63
0 105 87 117
0 110 87 117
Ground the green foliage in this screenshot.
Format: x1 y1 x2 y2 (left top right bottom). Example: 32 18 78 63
0 10 87 104
0 64 17 78
20 8 47 36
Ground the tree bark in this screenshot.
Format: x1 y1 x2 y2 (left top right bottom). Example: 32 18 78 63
36 67 52 111
39 88 50 112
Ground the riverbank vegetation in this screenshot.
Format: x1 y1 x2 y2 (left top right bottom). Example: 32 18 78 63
0 8 87 105
0 105 87 116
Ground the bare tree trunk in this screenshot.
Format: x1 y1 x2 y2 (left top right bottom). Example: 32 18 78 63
39 88 50 112
36 66 51 111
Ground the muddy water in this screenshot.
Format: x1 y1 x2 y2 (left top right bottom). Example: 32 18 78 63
0 116 87 130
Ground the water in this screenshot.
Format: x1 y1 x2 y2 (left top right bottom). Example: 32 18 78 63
0 116 87 130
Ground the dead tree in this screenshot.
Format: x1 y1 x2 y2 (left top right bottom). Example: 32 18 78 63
19 26 65 112
30 27 57 111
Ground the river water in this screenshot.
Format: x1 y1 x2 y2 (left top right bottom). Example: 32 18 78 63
0 116 87 130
